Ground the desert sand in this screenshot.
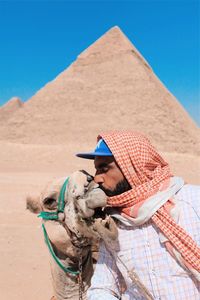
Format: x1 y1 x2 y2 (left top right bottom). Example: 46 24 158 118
0 27 199 300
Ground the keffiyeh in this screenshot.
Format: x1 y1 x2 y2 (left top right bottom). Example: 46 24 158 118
98 130 200 281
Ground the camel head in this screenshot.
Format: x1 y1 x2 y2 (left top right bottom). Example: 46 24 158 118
26 170 109 257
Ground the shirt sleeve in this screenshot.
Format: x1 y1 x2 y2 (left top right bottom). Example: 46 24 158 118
87 241 124 300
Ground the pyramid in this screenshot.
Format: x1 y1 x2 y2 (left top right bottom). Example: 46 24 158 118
0 97 23 122
0 26 199 154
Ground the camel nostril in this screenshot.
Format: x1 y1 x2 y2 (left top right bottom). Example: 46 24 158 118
87 175 94 182
79 170 94 183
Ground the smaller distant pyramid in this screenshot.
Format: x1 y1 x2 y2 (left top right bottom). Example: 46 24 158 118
0 97 23 122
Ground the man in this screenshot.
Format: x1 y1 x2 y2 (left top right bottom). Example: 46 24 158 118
76 131 200 300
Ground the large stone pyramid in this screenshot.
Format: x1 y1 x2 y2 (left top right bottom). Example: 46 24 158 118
1 26 199 154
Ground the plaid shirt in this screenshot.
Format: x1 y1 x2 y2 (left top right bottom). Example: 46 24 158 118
88 184 200 300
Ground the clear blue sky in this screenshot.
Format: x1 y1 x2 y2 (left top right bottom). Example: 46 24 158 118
0 0 199 125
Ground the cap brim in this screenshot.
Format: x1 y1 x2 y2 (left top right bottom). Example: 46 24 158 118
76 152 113 160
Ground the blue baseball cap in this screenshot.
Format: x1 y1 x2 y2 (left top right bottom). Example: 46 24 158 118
76 139 113 160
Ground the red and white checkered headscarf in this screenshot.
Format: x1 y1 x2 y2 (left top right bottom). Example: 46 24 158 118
98 130 200 279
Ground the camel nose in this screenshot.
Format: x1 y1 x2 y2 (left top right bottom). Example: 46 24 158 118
86 174 94 183
80 170 94 183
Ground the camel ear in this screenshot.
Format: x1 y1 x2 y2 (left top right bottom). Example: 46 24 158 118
26 194 42 214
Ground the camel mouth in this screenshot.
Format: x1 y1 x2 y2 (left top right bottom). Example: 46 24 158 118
82 206 107 227
93 207 107 219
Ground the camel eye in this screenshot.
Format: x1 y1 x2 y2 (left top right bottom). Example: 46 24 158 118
43 197 57 209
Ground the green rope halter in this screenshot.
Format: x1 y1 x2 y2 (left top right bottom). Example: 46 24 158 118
41 223 79 275
38 177 79 275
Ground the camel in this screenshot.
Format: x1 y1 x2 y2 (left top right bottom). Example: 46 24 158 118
26 170 118 300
